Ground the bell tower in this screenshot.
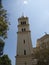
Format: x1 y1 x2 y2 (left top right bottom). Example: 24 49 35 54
16 16 33 65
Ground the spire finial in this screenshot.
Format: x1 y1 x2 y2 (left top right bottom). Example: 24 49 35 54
21 12 24 17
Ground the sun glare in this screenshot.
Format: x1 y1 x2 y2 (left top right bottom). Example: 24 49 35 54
24 0 28 4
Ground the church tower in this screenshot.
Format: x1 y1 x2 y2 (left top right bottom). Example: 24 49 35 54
16 16 33 65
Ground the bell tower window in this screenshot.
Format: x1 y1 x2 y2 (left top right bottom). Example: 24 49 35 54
21 21 26 25
21 22 22 25
24 28 26 31
24 40 25 43
24 50 26 55
25 22 26 24
22 28 26 32
22 28 23 32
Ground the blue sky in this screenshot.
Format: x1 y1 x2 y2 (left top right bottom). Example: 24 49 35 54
2 0 49 65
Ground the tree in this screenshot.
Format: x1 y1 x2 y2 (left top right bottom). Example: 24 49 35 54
0 39 5 56
0 0 11 65
0 0 9 56
0 55 11 65
34 46 49 65
0 0 10 39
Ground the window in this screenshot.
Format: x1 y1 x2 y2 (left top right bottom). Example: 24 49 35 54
24 21 26 24
21 21 26 25
24 50 26 55
24 40 25 43
21 22 22 24
22 28 26 32
22 28 23 32
23 21 26 24
24 28 26 31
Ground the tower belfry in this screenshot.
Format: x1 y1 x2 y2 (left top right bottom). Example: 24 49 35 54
16 16 33 65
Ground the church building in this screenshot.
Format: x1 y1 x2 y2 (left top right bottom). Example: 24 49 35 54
16 15 49 65
16 15 36 65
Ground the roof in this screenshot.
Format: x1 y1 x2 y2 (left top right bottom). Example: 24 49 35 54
37 34 49 41
18 16 28 21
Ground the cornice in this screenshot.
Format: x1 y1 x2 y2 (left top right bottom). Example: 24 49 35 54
17 24 29 27
37 34 49 41
16 55 32 58
17 31 31 34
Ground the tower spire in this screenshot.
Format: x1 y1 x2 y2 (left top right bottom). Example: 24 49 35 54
21 12 24 17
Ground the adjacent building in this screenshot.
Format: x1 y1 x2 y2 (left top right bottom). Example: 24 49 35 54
36 34 49 49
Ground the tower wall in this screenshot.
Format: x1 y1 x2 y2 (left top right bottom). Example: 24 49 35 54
16 16 33 65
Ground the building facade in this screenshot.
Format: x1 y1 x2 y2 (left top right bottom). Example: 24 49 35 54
36 34 49 49
16 15 49 65
16 16 34 65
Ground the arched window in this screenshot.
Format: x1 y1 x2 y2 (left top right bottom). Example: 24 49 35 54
21 21 26 25
24 21 26 24
24 50 26 55
24 40 25 44
24 28 26 31
21 22 22 24
22 28 26 32
22 28 23 32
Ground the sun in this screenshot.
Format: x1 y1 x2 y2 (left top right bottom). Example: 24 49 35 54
24 0 28 4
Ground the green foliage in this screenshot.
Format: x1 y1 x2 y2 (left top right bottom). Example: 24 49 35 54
0 55 11 65
0 39 5 56
0 1 11 65
0 5 10 39
0 0 9 56
34 47 49 65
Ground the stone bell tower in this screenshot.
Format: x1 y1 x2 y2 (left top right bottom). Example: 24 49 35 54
16 16 33 65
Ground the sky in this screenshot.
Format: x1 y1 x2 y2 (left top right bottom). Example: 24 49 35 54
2 0 49 65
